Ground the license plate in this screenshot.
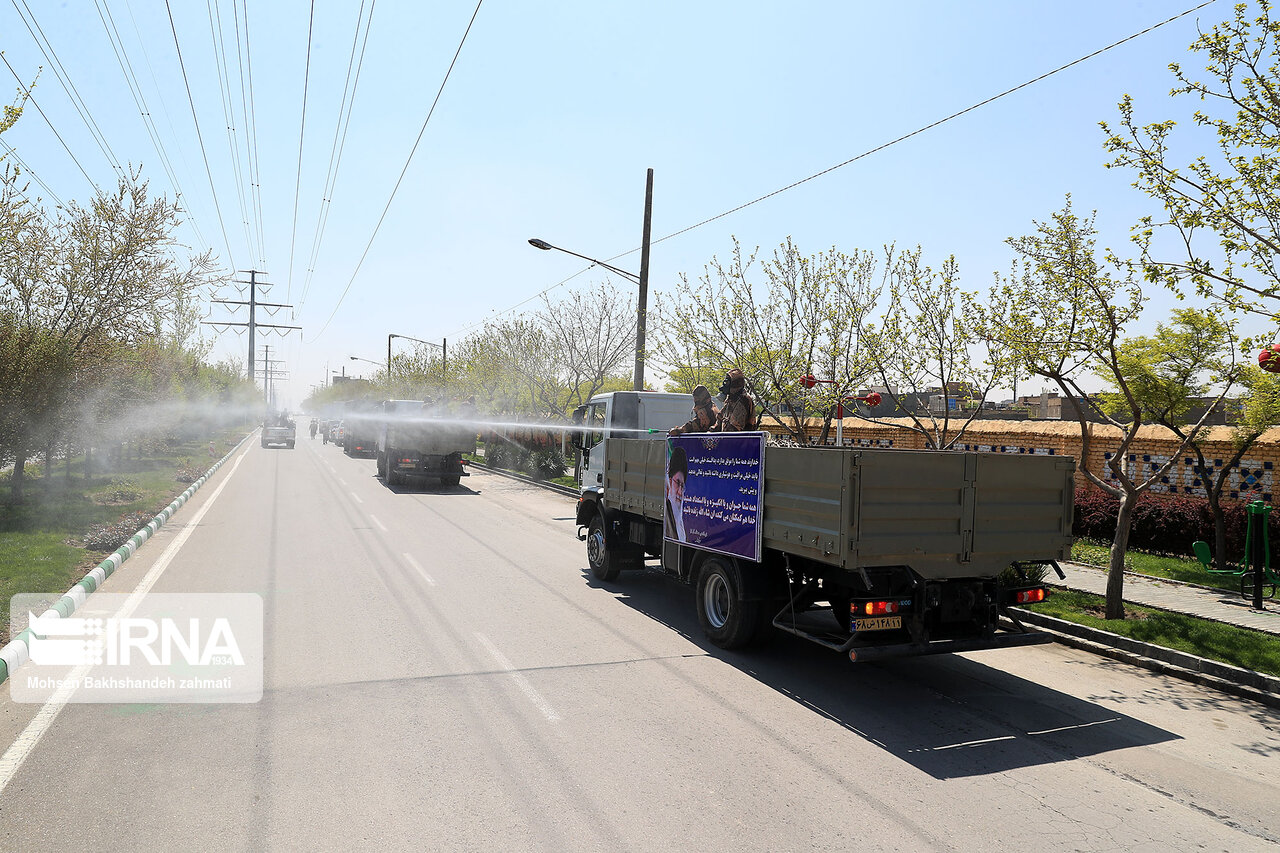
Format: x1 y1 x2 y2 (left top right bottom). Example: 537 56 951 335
854 616 902 632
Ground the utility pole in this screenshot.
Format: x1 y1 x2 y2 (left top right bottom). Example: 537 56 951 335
635 167 653 391
259 345 289 409
203 270 301 385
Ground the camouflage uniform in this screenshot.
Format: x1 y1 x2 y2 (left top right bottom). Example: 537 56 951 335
713 391 756 431
669 385 720 436
712 370 756 432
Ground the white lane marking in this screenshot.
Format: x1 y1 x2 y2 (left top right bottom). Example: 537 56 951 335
338 477 348 487
475 633 561 723
369 515 388 532
326 464 336 474
402 553 436 587
0 445 252 795
351 492 363 504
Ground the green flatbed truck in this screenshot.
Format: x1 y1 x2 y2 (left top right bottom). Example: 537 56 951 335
575 434 1075 661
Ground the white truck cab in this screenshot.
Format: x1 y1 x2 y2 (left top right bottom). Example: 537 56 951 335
573 391 694 487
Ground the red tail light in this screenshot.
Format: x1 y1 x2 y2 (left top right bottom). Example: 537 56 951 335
1014 588 1047 604
854 600 899 616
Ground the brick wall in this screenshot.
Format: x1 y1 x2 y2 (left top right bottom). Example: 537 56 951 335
775 417 1280 503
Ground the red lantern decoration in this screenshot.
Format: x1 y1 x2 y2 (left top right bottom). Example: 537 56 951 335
800 374 817 389
862 392 882 408
1260 345 1280 374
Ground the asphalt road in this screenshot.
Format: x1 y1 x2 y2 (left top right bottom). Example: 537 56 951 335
0 436 1277 851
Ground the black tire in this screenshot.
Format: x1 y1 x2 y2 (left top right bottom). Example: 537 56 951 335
287 441 294 449
586 515 639 581
386 447 401 486
261 439 268 448
376 451 386 478
442 474 461 488
696 558 763 649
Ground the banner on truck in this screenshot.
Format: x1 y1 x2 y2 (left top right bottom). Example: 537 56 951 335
665 432 766 561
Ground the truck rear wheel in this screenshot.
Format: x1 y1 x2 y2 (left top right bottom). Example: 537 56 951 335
697 558 762 649
586 515 639 581
442 474 461 488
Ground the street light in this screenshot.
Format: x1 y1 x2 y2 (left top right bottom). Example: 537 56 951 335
349 355 385 368
528 167 653 391
388 333 446 384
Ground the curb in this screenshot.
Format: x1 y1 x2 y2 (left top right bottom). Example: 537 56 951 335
1009 609 1280 710
0 431 255 686
468 460 580 497
1060 559 1241 597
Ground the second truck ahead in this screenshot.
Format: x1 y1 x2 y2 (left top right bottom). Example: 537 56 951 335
572 391 1074 662
375 399 475 488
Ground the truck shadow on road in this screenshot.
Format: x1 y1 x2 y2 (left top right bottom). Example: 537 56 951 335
589 567 1182 781
378 480 482 496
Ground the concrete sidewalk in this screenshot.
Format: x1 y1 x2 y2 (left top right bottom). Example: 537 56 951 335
1053 561 1280 635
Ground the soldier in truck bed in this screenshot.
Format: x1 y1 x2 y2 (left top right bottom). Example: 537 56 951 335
712 369 757 431
668 384 719 436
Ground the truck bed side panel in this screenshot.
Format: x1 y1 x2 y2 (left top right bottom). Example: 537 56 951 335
849 450 1073 579
972 454 1074 563
604 439 666 520
760 446 846 564
602 440 1075 580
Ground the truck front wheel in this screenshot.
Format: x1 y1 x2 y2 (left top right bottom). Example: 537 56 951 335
586 515 639 581
697 558 762 649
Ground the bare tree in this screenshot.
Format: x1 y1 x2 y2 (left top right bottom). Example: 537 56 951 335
657 237 879 442
861 245 1014 449
538 282 636 409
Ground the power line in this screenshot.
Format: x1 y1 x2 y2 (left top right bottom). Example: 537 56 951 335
0 137 66 207
94 0 209 252
234 0 266 267
310 0 485 340
10 0 124 181
286 0 317 305
164 0 236 270
119 0 214 253
297 0 377 312
648 0 1225 253
447 0 1222 341
0 52 96 188
207 0 255 263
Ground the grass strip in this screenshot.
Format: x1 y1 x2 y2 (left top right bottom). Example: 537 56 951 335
0 429 249 643
1024 588 1280 678
1071 539 1233 588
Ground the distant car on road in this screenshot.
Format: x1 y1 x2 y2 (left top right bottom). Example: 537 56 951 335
262 413 296 449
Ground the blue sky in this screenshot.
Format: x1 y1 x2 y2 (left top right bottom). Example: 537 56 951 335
0 0 1249 404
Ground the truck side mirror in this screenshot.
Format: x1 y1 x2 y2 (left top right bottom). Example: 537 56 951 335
570 405 588 451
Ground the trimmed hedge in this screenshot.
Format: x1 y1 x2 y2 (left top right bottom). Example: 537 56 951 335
1073 488 1275 557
